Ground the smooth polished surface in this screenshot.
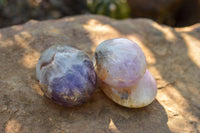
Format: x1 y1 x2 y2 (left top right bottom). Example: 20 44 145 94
94 38 147 88
101 70 157 108
0 15 200 133
36 45 96 107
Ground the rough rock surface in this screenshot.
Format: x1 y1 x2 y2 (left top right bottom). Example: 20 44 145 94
0 15 200 133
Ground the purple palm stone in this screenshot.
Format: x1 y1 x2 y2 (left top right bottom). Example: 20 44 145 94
36 45 96 107
94 38 147 88
94 38 157 108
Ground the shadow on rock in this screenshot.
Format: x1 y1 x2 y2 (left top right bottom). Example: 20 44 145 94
1 15 199 132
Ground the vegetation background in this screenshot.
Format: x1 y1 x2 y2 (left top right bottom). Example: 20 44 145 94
0 0 199 28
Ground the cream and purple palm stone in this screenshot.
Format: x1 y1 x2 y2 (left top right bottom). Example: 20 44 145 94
36 45 96 107
94 38 157 108
36 38 157 108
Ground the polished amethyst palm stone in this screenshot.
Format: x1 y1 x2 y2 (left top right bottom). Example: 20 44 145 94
36 45 96 107
94 38 157 108
100 70 157 108
94 38 147 88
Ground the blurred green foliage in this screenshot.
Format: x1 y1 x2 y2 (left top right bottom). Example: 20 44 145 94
0 0 7 7
87 0 130 19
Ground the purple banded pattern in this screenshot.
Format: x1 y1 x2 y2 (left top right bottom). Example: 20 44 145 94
36 45 96 107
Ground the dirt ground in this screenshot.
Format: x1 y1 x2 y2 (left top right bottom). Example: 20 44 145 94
0 15 200 133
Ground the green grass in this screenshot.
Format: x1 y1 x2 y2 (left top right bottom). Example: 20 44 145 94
87 0 130 19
